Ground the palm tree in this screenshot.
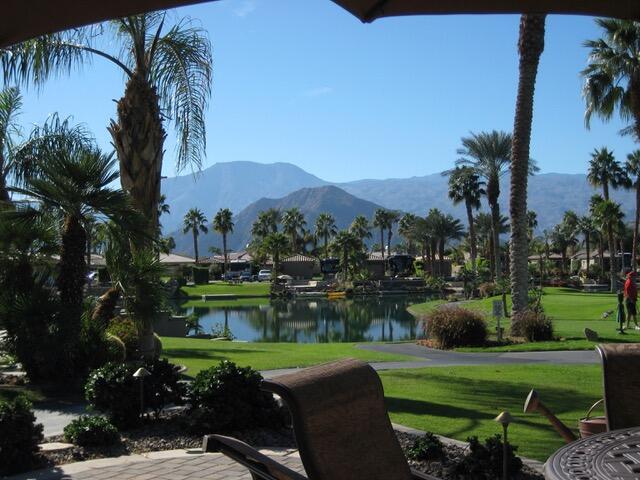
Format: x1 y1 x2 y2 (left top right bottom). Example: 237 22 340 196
582 19 640 144
456 130 513 282
157 194 170 227
626 150 640 269
350 215 371 243
593 199 625 292
11 146 140 354
282 208 306 253
315 212 337 259
2 13 212 240
550 219 577 276
263 232 289 279
385 210 401 257
398 213 418 254
587 147 629 201
577 215 597 277
0 87 22 204
431 211 465 277
182 208 208 262
252 208 280 240
331 231 362 281
373 209 388 260
446 166 484 269
509 13 546 319
527 211 538 243
213 208 234 273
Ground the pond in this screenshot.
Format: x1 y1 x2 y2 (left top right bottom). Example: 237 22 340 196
171 295 434 343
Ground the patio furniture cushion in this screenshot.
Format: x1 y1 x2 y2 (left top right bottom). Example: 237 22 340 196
597 343 640 430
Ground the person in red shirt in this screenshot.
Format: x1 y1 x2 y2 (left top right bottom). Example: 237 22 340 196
624 271 638 330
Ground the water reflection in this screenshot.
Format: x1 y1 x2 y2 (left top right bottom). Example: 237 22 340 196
173 295 432 343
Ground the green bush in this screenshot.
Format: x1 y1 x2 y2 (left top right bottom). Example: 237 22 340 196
514 310 554 342
187 361 283 434
427 307 487 349
452 435 523 479
0 396 44 476
105 334 126 363
85 359 185 428
63 416 120 447
85 362 140 428
406 432 445 461
106 316 139 360
97 267 111 284
191 266 209 285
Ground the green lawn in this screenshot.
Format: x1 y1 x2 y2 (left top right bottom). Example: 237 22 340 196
178 297 270 309
408 287 639 351
180 281 270 298
380 364 602 461
161 337 420 374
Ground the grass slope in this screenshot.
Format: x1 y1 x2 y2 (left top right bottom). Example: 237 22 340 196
161 337 419 374
380 364 601 461
180 282 270 298
408 288 639 351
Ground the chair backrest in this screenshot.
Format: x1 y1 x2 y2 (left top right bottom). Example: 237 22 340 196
262 358 413 480
597 343 640 430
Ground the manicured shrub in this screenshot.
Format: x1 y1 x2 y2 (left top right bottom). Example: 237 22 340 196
191 266 209 285
63 416 120 447
406 432 445 461
478 282 496 298
187 360 283 434
85 359 185 427
427 307 487 349
514 310 554 342
106 316 139 360
85 362 140 428
452 435 522 479
105 334 127 363
0 396 44 476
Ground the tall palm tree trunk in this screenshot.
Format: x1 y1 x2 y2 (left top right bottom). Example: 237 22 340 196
490 202 501 282
586 232 591 278
598 236 604 277
510 13 546 320
192 229 199 262
607 224 616 292
223 233 228 274
109 73 166 242
379 228 385 260
324 234 329 259
634 184 640 270
465 200 477 270
0 170 10 204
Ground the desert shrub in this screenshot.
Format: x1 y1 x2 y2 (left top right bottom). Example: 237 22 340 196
63 416 120 447
478 282 496 298
424 275 446 292
191 266 209 285
187 360 283 434
513 310 554 341
452 435 522 479
406 432 445 461
106 316 139 360
0 396 44 476
85 362 140 428
427 307 487 349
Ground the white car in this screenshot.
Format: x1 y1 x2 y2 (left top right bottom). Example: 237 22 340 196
257 269 272 282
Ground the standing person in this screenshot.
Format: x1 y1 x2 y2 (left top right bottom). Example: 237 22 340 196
624 271 639 330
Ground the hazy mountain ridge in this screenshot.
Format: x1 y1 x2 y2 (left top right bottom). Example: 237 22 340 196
163 161 637 256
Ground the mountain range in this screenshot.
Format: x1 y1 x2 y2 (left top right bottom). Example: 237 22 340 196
162 161 637 256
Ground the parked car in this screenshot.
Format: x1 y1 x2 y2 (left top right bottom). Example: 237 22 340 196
257 269 272 282
239 271 253 282
222 271 241 281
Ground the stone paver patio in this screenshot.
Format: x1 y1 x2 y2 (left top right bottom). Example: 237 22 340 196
7 449 304 480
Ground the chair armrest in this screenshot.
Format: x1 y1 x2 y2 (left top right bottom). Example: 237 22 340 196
411 467 441 480
203 434 308 480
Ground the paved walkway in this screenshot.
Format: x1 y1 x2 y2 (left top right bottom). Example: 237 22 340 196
7 449 304 480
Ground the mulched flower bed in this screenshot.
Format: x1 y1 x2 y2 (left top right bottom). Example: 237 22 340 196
36 411 543 479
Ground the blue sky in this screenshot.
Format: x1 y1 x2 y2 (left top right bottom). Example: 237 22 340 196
8 0 637 183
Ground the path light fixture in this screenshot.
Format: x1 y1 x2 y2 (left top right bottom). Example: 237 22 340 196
133 367 151 419
494 411 513 480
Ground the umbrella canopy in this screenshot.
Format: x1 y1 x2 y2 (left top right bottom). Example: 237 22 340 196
0 0 216 48
331 0 640 22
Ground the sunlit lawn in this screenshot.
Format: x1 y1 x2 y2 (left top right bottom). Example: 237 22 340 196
161 337 420 374
180 281 270 298
408 287 638 351
380 364 601 461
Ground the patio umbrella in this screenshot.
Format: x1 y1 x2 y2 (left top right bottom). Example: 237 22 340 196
331 1 640 22
0 0 216 48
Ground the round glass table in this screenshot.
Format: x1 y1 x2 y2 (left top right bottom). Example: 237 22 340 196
545 426 640 479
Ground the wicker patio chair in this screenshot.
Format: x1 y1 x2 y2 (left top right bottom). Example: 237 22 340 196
596 343 640 431
203 358 437 480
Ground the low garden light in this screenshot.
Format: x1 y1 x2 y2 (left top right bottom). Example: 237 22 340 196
133 367 151 419
494 411 513 480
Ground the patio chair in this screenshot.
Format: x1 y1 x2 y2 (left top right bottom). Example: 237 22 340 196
596 343 640 430
203 358 437 480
